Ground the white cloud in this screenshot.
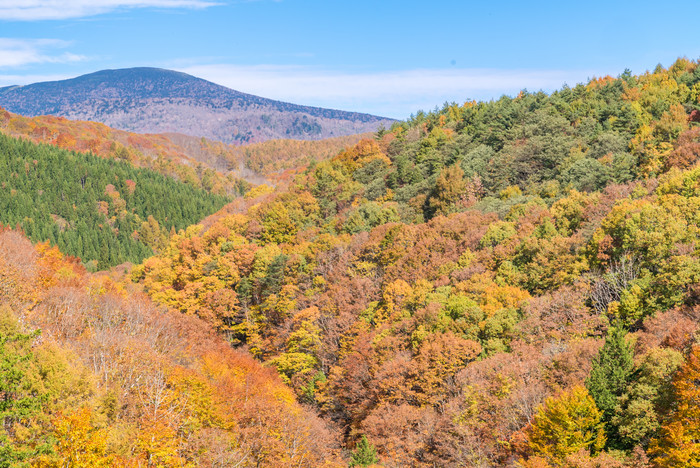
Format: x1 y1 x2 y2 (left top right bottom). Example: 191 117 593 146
0 73 71 87
0 38 86 68
177 64 601 119
0 0 219 21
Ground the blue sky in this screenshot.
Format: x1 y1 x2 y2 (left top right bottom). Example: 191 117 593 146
0 0 699 119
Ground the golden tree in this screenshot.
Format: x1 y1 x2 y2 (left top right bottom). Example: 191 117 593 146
526 386 606 464
649 346 700 467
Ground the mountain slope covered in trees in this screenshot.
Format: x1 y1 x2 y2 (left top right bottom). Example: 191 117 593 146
0 106 253 195
0 230 343 466
0 68 394 144
132 58 700 467
0 133 230 269
0 105 372 192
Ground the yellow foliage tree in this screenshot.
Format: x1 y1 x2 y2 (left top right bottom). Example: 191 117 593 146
526 386 605 465
649 347 700 467
51 407 113 468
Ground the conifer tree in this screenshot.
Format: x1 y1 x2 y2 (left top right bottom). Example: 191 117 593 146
585 326 634 447
349 435 379 467
0 307 45 465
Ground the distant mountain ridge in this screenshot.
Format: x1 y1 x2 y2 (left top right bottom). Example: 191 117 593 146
0 67 394 144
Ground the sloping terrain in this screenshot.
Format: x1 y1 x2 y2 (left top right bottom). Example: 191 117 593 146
0 132 230 268
132 59 700 466
0 106 370 193
0 107 251 195
0 67 394 144
5 56 700 467
0 230 343 466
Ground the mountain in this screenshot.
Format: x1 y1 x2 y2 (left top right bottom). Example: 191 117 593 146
0 67 394 144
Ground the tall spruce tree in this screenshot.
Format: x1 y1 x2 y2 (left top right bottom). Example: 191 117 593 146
586 326 635 448
349 435 379 467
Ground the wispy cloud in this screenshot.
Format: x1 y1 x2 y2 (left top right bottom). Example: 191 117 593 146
177 64 602 119
0 0 219 21
0 73 72 87
0 38 86 68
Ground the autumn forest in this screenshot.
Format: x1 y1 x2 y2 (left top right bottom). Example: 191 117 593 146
2 58 700 467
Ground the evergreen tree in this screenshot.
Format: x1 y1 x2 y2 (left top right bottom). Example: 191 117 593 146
349 435 379 467
236 277 253 310
0 307 46 465
585 326 634 448
261 254 289 298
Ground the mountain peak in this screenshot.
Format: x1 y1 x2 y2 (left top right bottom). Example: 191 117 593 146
0 67 394 144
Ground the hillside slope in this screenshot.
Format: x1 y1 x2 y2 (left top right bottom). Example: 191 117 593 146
0 230 343 466
0 133 229 269
0 67 394 144
0 107 253 195
132 58 700 467
0 107 371 194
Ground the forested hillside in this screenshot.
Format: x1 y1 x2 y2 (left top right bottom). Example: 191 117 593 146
0 107 251 196
133 58 700 467
230 132 373 177
0 106 371 187
0 133 229 269
0 229 343 466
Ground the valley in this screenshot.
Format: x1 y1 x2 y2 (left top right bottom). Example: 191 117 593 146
1 55 700 467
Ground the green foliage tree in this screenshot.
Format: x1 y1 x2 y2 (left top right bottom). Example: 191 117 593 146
260 254 289 298
349 435 379 467
612 347 683 449
585 327 634 448
0 307 47 466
